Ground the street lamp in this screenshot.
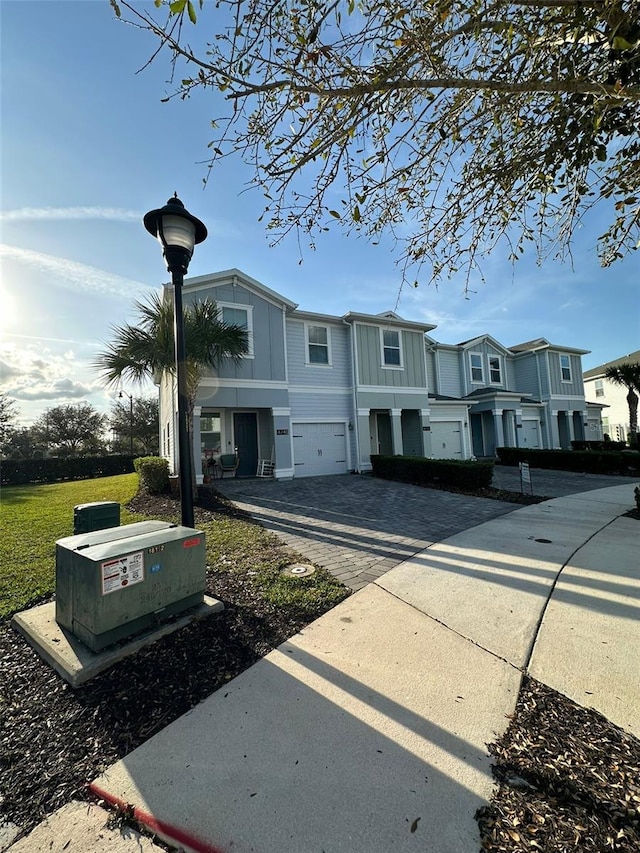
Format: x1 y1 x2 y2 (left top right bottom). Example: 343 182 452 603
143 194 207 529
118 390 134 456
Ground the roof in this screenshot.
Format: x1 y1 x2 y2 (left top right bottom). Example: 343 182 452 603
583 350 640 380
456 334 511 355
510 337 590 356
342 311 436 332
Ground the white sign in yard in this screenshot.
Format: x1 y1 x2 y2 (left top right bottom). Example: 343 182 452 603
101 552 144 595
519 461 531 483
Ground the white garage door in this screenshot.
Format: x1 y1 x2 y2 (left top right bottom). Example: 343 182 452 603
292 422 348 477
430 421 463 459
520 420 540 449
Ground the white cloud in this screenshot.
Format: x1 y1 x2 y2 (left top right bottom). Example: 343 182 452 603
0 343 98 404
0 206 141 222
11 378 93 401
0 244 150 298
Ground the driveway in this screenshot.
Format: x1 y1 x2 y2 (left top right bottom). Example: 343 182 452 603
491 465 635 497
213 475 517 590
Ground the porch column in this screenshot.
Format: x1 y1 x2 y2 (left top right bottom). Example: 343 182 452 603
514 409 523 447
357 408 371 471
272 407 293 479
420 408 431 457
193 406 203 485
492 408 505 451
390 408 403 456
567 410 576 443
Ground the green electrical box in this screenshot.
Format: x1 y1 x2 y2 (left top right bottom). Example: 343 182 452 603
55 521 206 652
73 501 121 535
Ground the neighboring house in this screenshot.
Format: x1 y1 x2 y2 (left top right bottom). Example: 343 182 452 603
583 350 640 442
158 269 600 480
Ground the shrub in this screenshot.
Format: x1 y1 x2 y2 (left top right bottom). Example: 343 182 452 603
635 486 640 513
0 455 134 486
133 456 170 494
571 440 626 452
370 454 494 490
496 447 640 476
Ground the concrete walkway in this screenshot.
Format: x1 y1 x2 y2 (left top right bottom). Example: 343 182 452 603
83 482 639 853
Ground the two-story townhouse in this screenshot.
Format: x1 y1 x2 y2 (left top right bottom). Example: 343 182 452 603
158 269 599 479
583 350 640 442
509 338 591 449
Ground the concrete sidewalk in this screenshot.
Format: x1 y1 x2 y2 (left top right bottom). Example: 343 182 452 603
81 483 639 853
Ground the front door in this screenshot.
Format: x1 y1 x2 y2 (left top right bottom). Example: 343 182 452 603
234 412 258 477
376 412 393 456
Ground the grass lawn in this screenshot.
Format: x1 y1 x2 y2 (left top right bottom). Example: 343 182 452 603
0 475 348 621
0 474 144 619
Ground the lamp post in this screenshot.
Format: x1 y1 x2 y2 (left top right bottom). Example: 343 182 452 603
143 194 207 529
118 390 134 456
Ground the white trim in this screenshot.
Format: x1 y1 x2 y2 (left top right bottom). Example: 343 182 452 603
380 327 404 368
274 467 295 479
200 378 288 389
271 407 291 416
218 301 255 357
469 352 484 384
193 406 202 416
390 408 402 417
559 353 573 383
357 408 370 417
548 394 587 400
283 306 289 385
304 321 333 367
182 268 298 310
357 385 428 394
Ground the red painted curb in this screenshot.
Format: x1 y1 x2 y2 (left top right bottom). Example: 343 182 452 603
89 782 226 853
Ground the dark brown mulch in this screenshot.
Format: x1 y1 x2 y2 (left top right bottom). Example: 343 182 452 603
478 677 640 852
0 493 338 836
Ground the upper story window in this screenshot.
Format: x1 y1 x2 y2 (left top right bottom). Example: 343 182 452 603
306 324 331 365
560 353 572 382
382 328 402 367
595 379 604 397
488 355 502 384
469 352 484 383
219 303 254 356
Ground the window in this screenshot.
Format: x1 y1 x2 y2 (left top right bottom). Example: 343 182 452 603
382 329 402 366
219 303 254 356
488 355 502 384
560 354 572 382
201 413 222 467
306 324 330 365
469 353 484 383
595 379 604 397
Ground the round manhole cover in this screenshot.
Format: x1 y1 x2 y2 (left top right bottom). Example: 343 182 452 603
281 564 316 578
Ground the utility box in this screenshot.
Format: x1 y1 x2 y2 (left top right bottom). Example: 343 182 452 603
55 521 206 652
73 501 121 535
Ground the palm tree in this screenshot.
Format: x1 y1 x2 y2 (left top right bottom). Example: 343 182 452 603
604 362 640 447
94 292 248 484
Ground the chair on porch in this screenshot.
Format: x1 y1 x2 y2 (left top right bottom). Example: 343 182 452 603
219 453 239 478
256 447 275 478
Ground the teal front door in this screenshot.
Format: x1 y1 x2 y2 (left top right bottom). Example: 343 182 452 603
234 412 258 477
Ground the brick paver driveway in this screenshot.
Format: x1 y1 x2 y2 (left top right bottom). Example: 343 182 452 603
213 475 517 590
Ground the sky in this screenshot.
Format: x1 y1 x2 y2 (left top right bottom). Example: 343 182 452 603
1 0 638 427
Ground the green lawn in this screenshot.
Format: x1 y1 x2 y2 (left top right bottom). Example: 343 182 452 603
0 474 144 619
0 474 348 620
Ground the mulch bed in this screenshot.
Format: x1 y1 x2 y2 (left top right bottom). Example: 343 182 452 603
1 490 638 852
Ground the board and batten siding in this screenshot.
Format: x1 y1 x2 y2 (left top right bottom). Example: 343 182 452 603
512 354 541 397
425 348 437 394
286 319 352 389
355 324 427 388
548 351 585 396
184 282 287 383
436 350 463 397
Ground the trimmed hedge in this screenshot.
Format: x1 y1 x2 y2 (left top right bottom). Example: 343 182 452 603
0 455 135 486
133 456 170 494
370 454 494 490
571 440 627 451
496 447 640 475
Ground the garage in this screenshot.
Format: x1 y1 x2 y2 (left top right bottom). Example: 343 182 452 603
292 422 349 477
430 421 463 459
520 420 541 449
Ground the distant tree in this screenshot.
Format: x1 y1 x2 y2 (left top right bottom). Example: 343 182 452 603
2 427 46 460
111 0 640 286
604 362 640 445
31 403 107 458
110 396 160 456
0 392 19 456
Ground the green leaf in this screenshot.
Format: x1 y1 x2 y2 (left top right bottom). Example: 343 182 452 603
187 0 197 23
329 210 341 219
169 0 186 15
109 0 122 17
154 0 163 6
352 205 361 223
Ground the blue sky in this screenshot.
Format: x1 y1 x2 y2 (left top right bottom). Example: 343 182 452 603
1 1 638 427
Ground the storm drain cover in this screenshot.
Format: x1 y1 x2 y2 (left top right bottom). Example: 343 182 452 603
281 564 316 578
